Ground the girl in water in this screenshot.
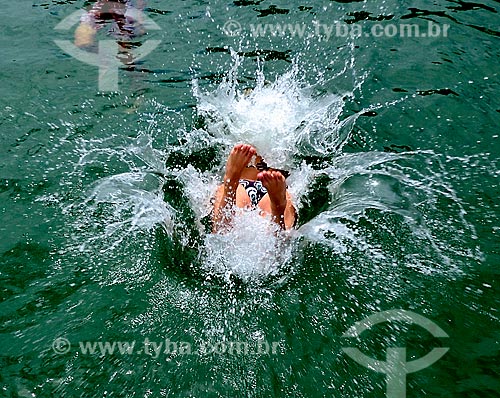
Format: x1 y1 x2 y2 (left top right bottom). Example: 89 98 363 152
212 144 296 233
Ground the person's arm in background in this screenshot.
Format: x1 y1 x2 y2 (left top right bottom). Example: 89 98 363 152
75 23 97 47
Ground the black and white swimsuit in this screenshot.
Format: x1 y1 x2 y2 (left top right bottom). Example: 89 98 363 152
239 179 268 207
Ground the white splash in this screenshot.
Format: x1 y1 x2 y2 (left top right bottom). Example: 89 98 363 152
193 58 354 169
64 55 480 284
202 211 294 283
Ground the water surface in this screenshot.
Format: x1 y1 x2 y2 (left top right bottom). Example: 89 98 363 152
0 0 499 397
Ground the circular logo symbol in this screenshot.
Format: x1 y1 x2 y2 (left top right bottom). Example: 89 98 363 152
52 337 72 355
342 309 449 398
222 20 242 37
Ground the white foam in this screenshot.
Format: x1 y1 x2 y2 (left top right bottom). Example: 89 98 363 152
202 210 294 283
193 60 351 168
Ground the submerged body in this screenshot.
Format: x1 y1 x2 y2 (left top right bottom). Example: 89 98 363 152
212 144 296 233
75 0 145 48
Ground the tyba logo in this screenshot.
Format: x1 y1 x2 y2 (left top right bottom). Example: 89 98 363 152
343 309 449 398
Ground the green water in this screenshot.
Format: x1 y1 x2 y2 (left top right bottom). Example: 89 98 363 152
1 0 499 397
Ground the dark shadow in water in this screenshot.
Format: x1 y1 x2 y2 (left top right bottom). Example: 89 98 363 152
233 0 263 6
383 144 413 153
401 7 459 22
240 49 292 62
344 11 394 24
298 5 314 13
329 0 364 3
131 68 220 85
402 7 500 37
417 88 459 96
296 174 332 226
206 47 293 63
164 145 221 173
464 23 500 37
446 0 497 14
391 88 459 96
33 0 79 8
254 5 290 17
143 7 172 15
156 178 206 277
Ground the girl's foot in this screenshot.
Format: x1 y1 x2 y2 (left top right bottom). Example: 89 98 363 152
212 144 256 233
224 144 256 184
258 170 287 228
